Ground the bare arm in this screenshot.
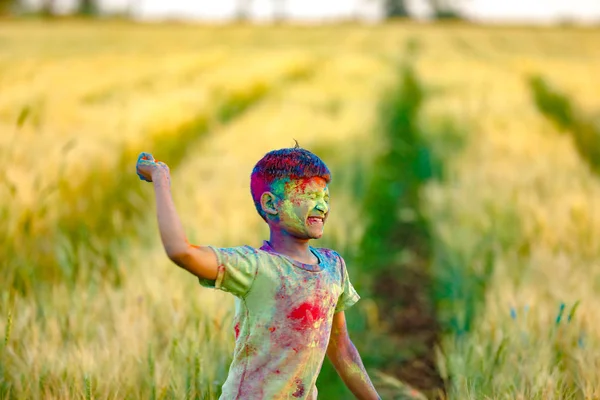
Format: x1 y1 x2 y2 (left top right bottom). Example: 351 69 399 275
326 311 381 400
137 152 218 280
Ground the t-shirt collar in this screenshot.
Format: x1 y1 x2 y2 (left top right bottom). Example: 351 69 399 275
260 240 323 272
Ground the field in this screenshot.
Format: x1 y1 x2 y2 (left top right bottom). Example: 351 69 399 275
1 21 600 399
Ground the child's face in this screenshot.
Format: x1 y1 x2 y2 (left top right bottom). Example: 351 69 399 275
274 176 330 240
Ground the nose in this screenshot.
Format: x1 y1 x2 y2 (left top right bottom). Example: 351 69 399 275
315 199 329 214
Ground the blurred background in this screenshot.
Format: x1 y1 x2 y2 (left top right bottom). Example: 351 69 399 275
3 0 600 24
1 1 599 399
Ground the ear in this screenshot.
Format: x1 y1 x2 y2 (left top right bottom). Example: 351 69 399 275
260 192 279 217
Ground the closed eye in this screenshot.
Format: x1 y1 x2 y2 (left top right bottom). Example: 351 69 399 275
306 192 329 202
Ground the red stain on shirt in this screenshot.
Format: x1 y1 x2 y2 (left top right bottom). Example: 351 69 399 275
292 379 305 398
287 302 325 331
234 322 240 340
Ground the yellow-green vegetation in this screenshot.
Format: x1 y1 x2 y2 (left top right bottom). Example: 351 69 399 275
1 21 600 399
0 21 400 399
1 25 317 291
416 28 600 398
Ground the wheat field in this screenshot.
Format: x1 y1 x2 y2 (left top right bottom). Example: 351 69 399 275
1 21 600 399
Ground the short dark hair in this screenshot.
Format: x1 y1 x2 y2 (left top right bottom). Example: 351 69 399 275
250 145 331 221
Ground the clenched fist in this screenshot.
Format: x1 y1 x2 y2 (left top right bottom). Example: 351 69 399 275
136 152 170 182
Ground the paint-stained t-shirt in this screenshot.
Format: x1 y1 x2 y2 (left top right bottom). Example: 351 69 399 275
198 241 360 400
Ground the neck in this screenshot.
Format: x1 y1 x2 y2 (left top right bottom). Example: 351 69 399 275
268 228 313 262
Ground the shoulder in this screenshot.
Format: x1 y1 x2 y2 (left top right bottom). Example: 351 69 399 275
312 247 344 266
210 245 259 257
207 245 264 268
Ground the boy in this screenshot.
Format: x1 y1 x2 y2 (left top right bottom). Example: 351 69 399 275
136 146 381 400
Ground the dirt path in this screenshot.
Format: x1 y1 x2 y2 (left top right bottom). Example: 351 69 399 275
358 64 446 399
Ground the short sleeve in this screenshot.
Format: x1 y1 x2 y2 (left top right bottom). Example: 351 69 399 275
335 255 360 313
198 245 259 298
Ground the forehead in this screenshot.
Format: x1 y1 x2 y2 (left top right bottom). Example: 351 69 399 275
285 177 329 194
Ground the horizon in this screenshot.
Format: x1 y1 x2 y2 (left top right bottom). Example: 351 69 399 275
19 0 600 25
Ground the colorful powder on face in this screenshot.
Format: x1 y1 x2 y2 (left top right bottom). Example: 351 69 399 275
272 177 330 239
250 147 331 220
279 196 306 233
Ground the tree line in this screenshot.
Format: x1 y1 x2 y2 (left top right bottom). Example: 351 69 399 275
0 0 464 20
0 0 100 17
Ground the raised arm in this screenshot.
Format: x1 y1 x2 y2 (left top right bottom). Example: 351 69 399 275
136 152 218 280
326 311 381 400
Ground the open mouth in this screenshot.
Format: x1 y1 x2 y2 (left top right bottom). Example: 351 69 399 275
307 216 324 226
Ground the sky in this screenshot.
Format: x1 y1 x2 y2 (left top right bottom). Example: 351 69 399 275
28 0 600 25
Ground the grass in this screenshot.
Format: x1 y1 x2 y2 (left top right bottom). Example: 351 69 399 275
2 21 600 399
1 23 399 399
529 75 600 174
417 25 600 399
354 57 443 398
1 39 318 293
